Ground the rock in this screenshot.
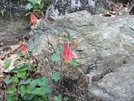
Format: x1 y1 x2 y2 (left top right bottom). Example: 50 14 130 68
88 56 134 101
28 10 134 100
28 17 92 100
0 0 29 36
45 0 110 17
50 10 134 75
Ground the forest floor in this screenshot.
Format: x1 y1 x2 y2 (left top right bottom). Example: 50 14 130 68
0 28 31 101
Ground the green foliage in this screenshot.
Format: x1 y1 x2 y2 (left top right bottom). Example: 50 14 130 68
4 60 62 101
10 63 31 72
121 10 127 15
5 72 50 100
17 50 22 58
52 72 60 81
51 54 61 61
70 58 77 67
51 47 62 61
17 71 26 78
50 28 78 67
53 94 68 101
4 53 60 101
5 94 18 101
8 85 16 94
0 9 4 16
99 8 107 15
4 60 11 69
3 33 69 101
25 0 44 11
64 33 71 41
4 77 14 84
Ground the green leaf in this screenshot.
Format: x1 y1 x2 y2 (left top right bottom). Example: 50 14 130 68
58 94 62 100
8 85 16 94
23 94 35 100
56 48 62 54
36 0 42 5
51 53 61 61
67 33 71 40
25 12 30 16
41 76 48 84
64 97 69 101
36 79 44 86
51 28 61 34
28 0 37 5
19 78 31 85
5 94 18 101
70 58 77 67
24 53 30 59
32 87 41 94
10 63 31 72
37 76 48 86
17 50 22 58
17 71 26 78
19 85 31 94
4 77 14 84
4 60 11 69
0 9 4 16
52 72 60 81
39 85 52 95
30 80 38 90
99 8 107 15
42 95 49 100
53 96 59 101
38 3 44 9
53 94 63 101
12 75 18 82
73 50 79 55
26 3 33 10
32 95 45 101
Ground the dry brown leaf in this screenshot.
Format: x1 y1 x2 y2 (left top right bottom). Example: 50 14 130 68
0 75 5 82
0 60 5 73
0 88 5 99
10 44 21 52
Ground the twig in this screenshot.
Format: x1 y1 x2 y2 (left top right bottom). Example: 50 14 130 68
128 0 134 13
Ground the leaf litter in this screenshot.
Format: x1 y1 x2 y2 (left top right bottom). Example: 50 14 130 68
0 33 30 101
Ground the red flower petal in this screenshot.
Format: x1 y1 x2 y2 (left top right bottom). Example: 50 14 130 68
30 12 37 25
61 42 77 64
21 45 27 55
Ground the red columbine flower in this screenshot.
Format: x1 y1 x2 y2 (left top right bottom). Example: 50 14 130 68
30 12 37 25
61 42 77 64
21 45 27 55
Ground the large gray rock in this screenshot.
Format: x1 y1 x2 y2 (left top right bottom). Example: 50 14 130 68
50 10 134 73
28 10 134 100
88 56 134 101
45 0 110 17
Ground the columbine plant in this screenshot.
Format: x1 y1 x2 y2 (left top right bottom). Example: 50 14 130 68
25 0 44 14
51 29 78 66
61 42 77 64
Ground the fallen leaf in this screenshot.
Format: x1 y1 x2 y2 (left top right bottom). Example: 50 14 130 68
10 44 21 53
0 75 5 82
